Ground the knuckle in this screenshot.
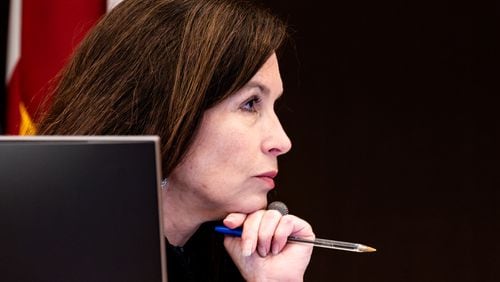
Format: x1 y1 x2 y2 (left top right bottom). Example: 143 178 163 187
281 214 294 225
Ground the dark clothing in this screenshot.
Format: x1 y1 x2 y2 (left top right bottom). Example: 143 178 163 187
166 221 245 282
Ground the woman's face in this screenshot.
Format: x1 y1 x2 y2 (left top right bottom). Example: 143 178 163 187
168 53 292 217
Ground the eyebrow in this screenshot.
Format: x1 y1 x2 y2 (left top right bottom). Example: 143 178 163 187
245 81 284 99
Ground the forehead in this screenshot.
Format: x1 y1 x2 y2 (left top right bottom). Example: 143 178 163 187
251 54 281 81
247 53 283 95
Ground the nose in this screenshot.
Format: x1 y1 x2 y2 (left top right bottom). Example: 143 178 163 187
262 113 292 157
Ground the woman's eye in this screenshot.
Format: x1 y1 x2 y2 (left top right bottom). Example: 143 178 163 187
240 96 261 112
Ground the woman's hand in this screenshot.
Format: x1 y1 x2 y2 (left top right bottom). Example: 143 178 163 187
222 210 314 282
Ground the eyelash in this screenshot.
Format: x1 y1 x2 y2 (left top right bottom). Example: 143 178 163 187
240 95 261 113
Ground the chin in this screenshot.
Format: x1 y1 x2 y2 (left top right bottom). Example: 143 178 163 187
240 197 268 214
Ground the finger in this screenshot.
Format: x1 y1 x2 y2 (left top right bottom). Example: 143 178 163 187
272 215 315 255
271 214 294 255
223 213 247 229
241 210 265 257
223 235 240 258
286 215 315 240
257 210 282 257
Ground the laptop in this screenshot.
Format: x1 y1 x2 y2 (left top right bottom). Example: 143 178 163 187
0 136 167 282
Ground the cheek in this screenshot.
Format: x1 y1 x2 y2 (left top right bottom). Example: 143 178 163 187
185 112 261 190
201 130 252 173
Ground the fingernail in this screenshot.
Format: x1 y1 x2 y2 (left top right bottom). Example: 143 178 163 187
242 240 253 257
258 246 267 257
271 244 279 255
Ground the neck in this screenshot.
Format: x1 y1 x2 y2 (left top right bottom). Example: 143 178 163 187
161 186 213 246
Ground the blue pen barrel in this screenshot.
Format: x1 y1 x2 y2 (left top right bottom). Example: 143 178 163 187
214 226 243 237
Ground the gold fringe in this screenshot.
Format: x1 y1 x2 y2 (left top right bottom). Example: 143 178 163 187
19 102 37 135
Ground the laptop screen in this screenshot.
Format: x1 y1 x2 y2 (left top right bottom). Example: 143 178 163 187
0 136 167 282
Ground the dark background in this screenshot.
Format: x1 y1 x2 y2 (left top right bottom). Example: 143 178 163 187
265 1 499 282
1 1 498 281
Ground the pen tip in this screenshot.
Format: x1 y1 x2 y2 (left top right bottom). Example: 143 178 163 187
359 245 377 252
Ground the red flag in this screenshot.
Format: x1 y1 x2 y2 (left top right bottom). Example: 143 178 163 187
6 0 107 135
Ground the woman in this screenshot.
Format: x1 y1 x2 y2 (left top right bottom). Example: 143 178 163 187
39 0 314 280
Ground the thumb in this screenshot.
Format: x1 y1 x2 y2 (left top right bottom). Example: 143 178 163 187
223 213 247 229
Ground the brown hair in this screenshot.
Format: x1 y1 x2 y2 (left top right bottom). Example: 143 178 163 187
38 0 287 176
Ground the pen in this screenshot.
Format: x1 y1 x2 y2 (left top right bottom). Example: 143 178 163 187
215 226 376 253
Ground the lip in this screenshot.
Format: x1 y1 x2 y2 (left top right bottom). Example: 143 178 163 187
256 171 278 178
255 171 278 188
